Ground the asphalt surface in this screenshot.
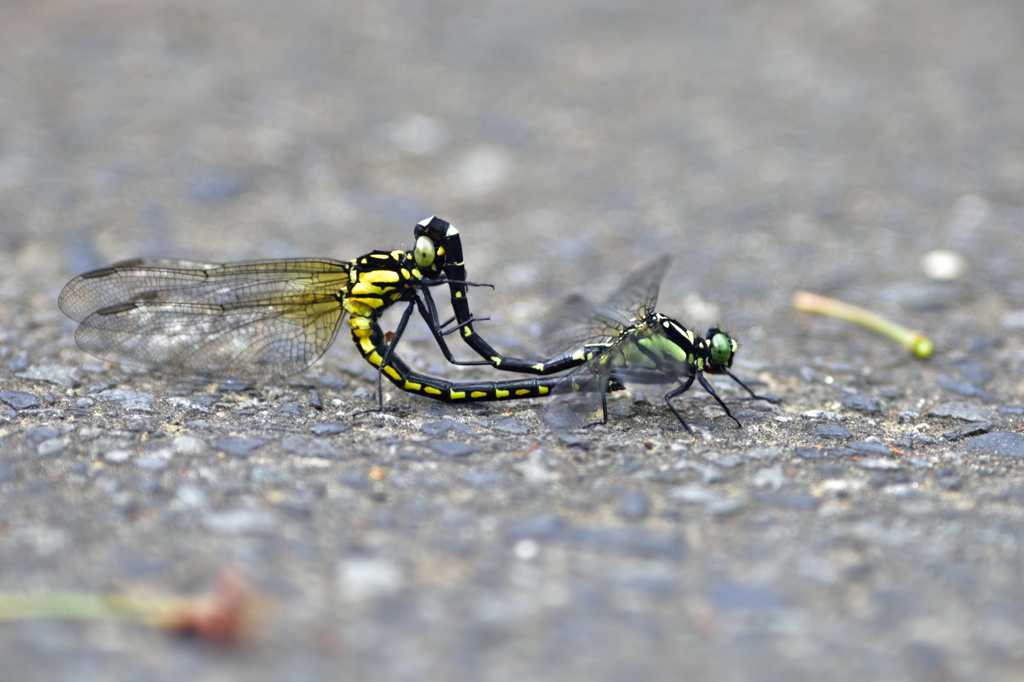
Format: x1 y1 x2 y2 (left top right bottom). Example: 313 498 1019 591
2 1 1024 680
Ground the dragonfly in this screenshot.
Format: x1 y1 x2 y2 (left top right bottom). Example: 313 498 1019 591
57 225 565 409
533 256 772 432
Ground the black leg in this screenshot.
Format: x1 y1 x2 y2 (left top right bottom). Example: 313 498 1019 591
696 373 742 429
415 289 491 366
439 313 490 337
358 299 418 416
664 374 697 434
724 369 778 403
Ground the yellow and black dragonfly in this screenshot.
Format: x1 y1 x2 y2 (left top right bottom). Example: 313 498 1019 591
58 219 579 410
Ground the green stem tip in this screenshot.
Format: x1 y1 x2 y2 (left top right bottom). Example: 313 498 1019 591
793 291 933 359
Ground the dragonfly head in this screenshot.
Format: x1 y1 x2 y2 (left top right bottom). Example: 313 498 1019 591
410 217 451 276
703 327 738 373
412 216 457 277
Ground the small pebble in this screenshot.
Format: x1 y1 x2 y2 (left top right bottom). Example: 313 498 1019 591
841 394 880 414
812 424 853 441
308 389 324 411
124 415 154 432
943 422 991 440
26 426 60 443
513 539 540 561
920 249 966 281
310 422 352 436
427 441 479 458
960 431 1024 458
94 389 155 413
37 438 66 457
190 394 219 408
15 365 81 388
671 485 721 505
557 433 589 449
0 391 40 411
104 449 132 463
491 417 528 435
337 558 403 600
214 438 267 458
422 418 474 437
928 402 992 422
176 485 207 508
170 435 205 456
847 441 893 456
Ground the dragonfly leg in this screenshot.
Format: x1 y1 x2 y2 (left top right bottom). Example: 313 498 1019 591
416 289 491 366
351 300 419 418
439 313 491 337
696 373 742 429
663 374 697 434
724 369 779 403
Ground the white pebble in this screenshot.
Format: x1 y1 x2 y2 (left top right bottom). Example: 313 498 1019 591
337 558 403 601
920 249 966 281
513 539 539 561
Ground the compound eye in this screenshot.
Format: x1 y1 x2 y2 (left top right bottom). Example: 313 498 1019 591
414 236 436 268
710 332 732 366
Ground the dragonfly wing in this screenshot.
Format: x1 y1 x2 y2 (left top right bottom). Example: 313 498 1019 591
603 255 670 323
60 259 351 380
540 294 627 356
543 362 610 430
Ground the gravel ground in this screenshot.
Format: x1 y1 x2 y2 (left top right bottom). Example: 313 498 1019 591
3 1 1024 680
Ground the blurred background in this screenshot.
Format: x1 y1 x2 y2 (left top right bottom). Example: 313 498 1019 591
2 0 1024 680
4 0 1022 365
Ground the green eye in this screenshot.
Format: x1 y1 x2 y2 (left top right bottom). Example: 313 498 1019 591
413 236 436 268
710 333 732 366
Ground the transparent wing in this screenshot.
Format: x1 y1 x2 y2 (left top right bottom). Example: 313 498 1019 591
603 256 670 323
543 354 619 430
541 257 670 356
540 258 673 429
58 258 351 381
540 295 627 356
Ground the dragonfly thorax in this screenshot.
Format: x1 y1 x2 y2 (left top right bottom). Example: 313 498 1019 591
647 314 739 376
